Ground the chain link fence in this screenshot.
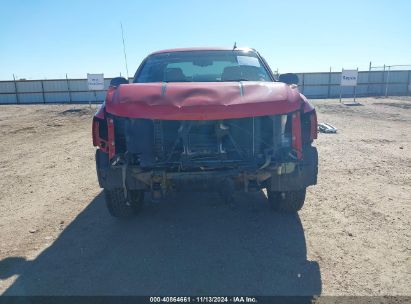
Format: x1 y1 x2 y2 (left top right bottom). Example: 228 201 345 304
1 69 410 104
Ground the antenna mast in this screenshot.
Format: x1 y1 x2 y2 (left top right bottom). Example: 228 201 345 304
120 22 130 80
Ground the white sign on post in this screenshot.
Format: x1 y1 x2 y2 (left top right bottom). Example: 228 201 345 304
340 69 358 87
87 73 104 91
340 68 359 104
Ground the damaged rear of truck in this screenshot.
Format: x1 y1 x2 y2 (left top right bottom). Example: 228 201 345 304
92 48 318 218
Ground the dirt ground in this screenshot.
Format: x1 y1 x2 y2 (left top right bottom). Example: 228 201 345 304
0 97 410 296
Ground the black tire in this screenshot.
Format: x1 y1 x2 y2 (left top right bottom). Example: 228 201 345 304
105 189 144 218
267 189 306 212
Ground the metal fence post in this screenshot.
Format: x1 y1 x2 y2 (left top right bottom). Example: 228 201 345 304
354 67 358 101
327 67 331 98
385 66 391 98
66 73 72 103
301 73 305 94
13 74 19 104
367 62 371 96
41 80 46 104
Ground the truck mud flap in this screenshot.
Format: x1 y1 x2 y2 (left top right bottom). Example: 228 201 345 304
96 150 140 190
95 149 109 188
270 146 318 191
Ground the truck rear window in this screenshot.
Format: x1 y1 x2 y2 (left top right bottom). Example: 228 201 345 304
134 50 272 83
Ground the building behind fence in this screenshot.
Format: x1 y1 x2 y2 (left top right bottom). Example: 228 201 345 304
0 69 410 104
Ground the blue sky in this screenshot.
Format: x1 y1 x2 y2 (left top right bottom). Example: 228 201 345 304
0 0 410 80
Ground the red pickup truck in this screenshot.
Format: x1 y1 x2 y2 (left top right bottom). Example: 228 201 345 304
92 47 318 218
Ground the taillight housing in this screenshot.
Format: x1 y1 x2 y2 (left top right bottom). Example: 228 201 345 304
92 117 108 152
301 109 317 144
309 110 318 140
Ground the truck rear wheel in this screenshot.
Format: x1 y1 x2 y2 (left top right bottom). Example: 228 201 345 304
267 189 306 212
105 189 144 218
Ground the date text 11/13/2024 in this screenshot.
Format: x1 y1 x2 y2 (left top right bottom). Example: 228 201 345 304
150 297 258 303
